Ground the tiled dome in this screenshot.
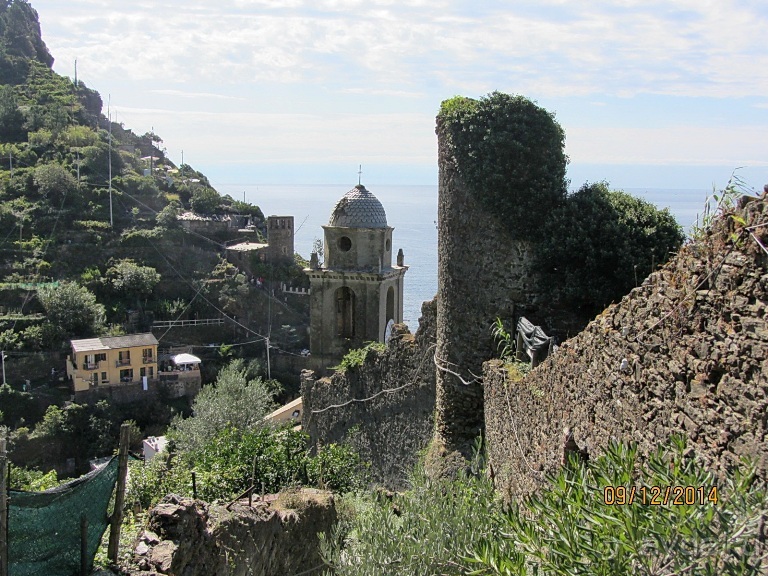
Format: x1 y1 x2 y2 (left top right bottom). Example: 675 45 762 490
328 185 388 228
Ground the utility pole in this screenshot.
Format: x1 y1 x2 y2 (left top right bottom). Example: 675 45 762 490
0 433 7 576
107 423 130 563
265 337 271 380
108 95 113 228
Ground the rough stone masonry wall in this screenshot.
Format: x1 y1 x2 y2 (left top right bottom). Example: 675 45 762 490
126 490 336 576
485 196 768 500
301 298 437 488
434 123 539 456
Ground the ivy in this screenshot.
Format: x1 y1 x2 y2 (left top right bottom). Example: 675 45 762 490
437 91 568 235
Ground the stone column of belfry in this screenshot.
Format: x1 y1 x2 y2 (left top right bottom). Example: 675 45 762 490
431 116 522 468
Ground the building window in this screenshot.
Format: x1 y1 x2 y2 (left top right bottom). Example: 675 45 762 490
117 351 131 366
149 367 154 377
119 368 133 382
338 236 352 252
101 372 108 383
140 367 146 378
142 348 154 364
335 286 355 338
95 353 106 363
385 238 391 251
386 285 395 323
281 246 288 255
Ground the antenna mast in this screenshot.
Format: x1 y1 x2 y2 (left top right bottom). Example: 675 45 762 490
358 164 362 185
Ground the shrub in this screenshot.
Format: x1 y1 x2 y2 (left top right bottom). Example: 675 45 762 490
533 181 684 321
332 341 386 372
321 452 503 576
437 92 568 235
468 436 768 575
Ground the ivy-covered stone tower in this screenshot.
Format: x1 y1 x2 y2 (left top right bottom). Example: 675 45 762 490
306 184 408 363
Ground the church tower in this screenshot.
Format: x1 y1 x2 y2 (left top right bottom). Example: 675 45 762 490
305 184 408 361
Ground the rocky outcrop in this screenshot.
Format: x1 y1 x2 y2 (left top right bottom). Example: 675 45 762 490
125 490 336 576
485 195 768 499
302 298 437 489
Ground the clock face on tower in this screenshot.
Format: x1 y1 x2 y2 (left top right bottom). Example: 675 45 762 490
384 319 395 344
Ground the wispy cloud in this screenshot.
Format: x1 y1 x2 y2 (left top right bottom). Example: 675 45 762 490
150 89 246 101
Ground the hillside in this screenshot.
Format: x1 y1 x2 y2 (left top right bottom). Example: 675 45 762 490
0 0 311 382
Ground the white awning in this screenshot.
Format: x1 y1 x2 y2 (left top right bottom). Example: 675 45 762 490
171 353 201 365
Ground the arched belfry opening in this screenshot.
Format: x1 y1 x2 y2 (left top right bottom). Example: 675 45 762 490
336 286 355 338
305 184 408 363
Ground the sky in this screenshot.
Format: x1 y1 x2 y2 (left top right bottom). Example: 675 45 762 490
29 0 768 191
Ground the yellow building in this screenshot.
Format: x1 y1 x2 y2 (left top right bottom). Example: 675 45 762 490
66 333 159 393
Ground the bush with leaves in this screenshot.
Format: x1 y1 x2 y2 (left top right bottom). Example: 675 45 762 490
36 281 105 341
468 436 768 575
168 359 277 453
437 92 568 235
533 181 684 322
321 449 503 576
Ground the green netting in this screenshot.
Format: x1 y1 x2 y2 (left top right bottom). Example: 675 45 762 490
8 457 119 576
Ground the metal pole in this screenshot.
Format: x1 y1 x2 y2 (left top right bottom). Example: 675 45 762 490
79 514 88 576
265 338 271 380
107 423 130 564
1 351 6 386
0 434 8 576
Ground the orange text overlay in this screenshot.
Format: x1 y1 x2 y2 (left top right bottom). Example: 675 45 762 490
603 485 718 506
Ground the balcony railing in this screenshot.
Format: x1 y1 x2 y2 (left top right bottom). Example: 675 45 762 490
143 357 155 364
83 362 98 370
115 358 131 367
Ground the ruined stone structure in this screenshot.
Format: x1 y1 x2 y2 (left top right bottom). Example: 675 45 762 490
305 185 407 364
266 215 295 262
126 491 335 576
302 299 437 488
485 196 768 499
432 118 541 459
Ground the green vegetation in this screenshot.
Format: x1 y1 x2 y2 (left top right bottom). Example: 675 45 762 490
332 341 387 372
440 93 685 327
168 359 278 453
534 181 684 320
126 359 366 508
321 437 768 575
438 92 568 234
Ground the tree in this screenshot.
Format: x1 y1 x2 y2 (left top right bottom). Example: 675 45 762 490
37 281 105 340
105 259 161 307
32 162 77 200
169 359 277 453
533 181 685 321
190 186 221 215
0 84 24 141
155 199 182 229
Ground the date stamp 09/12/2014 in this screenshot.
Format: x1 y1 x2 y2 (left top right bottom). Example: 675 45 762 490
603 485 719 506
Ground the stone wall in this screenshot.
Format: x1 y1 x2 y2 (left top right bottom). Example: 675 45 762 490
73 378 200 405
301 298 437 488
126 490 335 576
485 196 768 500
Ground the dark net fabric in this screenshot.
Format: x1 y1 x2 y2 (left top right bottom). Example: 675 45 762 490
8 457 118 576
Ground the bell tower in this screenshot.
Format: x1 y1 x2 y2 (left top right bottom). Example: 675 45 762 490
305 184 408 362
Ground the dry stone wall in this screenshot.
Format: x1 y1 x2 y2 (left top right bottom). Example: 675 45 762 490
485 196 768 500
301 299 437 488
126 490 335 576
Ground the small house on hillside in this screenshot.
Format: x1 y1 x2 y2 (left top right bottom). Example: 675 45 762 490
67 333 158 393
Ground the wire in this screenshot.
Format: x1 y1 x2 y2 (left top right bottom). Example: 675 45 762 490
310 342 436 415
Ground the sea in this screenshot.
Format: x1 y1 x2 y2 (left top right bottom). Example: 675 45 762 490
217 184 712 332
